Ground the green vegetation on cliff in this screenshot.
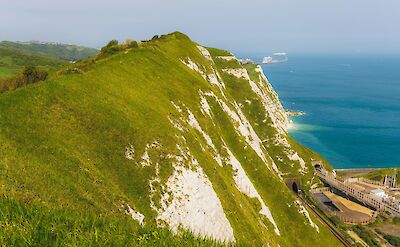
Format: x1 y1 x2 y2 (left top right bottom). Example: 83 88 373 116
0 32 340 246
357 169 398 186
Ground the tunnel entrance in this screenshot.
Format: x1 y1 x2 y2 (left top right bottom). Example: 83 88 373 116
284 178 301 195
314 164 321 170
312 161 324 171
292 182 299 194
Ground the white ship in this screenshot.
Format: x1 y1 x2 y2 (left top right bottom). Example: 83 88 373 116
262 53 288 64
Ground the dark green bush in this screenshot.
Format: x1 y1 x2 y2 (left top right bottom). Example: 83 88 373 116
330 216 341 226
0 66 48 93
99 40 121 56
22 66 48 84
383 234 400 247
127 40 139 48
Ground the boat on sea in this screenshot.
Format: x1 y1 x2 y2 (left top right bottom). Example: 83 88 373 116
262 52 288 64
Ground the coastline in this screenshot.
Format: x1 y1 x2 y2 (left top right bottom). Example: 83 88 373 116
286 112 400 170
286 109 305 117
262 54 400 171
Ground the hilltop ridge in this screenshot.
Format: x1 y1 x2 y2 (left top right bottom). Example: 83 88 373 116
0 32 340 246
0 40 98 61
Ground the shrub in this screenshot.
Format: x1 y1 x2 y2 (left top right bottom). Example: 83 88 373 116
330 216 341 226
0 66 48 93
99 40 121 56
383 234 400 247
22 66 48 84
106 40 118 47
127 40 138 48
376 229 400 247
352 225 379 247
122 39 139 49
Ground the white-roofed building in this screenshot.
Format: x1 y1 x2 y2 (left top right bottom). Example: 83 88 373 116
370 189 387 198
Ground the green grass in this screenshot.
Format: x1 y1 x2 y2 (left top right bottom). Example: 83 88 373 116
0 32 342 246
0 67 17 78
393 217 400 225
356 168 398 186
0 198 223 247
0 47 66 79
0 41 98 61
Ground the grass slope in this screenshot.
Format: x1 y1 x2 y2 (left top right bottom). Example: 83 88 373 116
0 199 221 247
0 32 340 246
357 169 398 186
0 41 98 61
0 47 66 79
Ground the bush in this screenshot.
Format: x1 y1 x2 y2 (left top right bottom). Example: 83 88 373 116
106 40 118 47
127 40 138 48
122 39 139 49
383 234 400 247
99 40 121 56
0 66 48 93
377 229 400 247
330 216 341 226
22 66 48 84
352 225 379 247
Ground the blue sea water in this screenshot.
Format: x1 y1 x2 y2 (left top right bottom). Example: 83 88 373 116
249 54 400 169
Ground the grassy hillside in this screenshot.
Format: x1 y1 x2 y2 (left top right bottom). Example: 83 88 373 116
1 199 220 246
357 168 398 186
0 41 98 61
0 32 341 246
0 47 66 79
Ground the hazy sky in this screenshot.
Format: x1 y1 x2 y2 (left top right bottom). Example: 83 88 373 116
1 0 400 54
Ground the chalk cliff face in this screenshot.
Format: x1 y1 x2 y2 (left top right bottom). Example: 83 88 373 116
0 32 339 246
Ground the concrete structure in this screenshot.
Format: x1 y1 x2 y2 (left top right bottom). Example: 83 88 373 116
311 187 375 225
314 164 400 217
384 174 396 188
370 189 387 198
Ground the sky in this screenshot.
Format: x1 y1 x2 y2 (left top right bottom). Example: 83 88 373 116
1 0 400 54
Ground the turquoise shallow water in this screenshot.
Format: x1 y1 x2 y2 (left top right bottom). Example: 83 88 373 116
246 54 400 169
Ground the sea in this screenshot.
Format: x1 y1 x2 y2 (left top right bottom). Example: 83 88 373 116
245 53 400 169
